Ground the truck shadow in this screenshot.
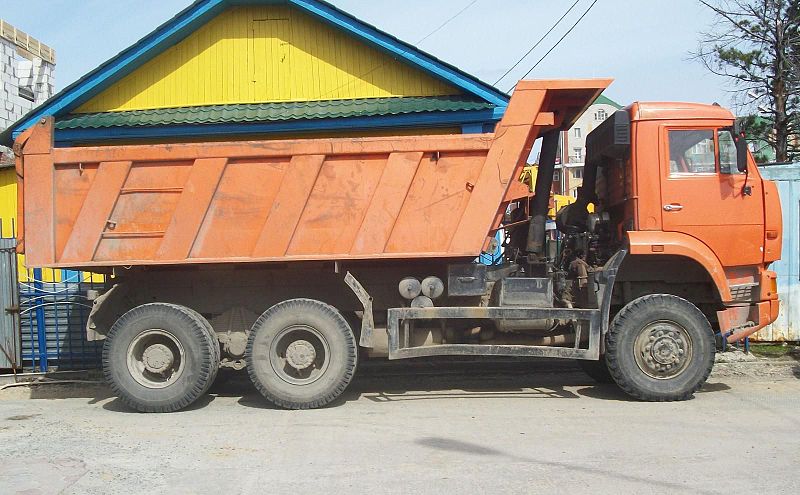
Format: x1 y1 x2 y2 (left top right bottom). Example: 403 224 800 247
235 359 627 409
2 359 737 411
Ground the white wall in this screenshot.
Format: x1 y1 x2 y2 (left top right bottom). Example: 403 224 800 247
0 39 55 130
1 38 55 165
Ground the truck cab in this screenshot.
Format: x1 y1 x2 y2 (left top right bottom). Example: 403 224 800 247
588 103 781 344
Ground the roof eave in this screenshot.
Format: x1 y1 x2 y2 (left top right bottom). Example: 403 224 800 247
51 108 506 145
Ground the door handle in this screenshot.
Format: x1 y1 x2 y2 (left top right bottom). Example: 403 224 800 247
663 204 684 212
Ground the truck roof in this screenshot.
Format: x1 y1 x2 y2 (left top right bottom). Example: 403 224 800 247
628 102 735 122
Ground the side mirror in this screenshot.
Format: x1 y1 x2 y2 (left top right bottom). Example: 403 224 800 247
735 136 748 173
733 129 748 173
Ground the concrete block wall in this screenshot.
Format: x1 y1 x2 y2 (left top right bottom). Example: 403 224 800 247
0 37 56 165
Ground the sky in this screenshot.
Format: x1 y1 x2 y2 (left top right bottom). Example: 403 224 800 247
1 0 734 108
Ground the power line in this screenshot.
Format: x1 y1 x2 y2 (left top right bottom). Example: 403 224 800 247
508 0 601 92
492 0 581 87
418 0 480 45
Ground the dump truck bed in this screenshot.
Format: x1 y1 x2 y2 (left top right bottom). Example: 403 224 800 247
15 80 610 269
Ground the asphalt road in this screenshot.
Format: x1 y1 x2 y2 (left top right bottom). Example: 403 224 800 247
1 359 798 495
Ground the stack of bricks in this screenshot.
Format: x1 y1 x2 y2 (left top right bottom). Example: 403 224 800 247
0 22 56 166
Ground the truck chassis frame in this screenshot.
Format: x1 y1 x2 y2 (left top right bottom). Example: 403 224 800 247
386 250 626 361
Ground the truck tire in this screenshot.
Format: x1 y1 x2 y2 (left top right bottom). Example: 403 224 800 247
605 294 715 402
578 358 614 383
246 299 357 410
180 307 220 394
102 303 219 412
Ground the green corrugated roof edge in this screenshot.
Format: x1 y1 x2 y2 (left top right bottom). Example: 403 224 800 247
594 94 622 109
55 96 495 130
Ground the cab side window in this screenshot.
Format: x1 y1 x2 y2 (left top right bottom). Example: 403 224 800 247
718 129 741 174
668 130 716 175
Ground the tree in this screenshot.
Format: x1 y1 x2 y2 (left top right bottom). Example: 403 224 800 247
695 0 800 162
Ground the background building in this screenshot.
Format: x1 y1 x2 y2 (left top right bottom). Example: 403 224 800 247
0 20 55 167
553 94 622 197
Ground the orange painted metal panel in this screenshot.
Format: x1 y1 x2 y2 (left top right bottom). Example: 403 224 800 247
386 152 486 254
156 158 228 260
21 156 55 264
350 152 423 255
252 154 325 257
627 230 732 302
191 157 289 259
54 164 98 259
18 80 611 269
60 161 132 264
288 155 385 256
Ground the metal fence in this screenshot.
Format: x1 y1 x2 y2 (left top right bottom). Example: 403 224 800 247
0 238 20 369
18 268 106 371
758 163 800 342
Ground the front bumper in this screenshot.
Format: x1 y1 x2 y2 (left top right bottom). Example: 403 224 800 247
717 299 780 344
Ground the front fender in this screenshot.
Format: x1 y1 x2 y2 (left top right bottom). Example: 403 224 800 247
626 231 730 302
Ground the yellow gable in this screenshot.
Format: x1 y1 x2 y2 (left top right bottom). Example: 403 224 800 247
77 5 461 113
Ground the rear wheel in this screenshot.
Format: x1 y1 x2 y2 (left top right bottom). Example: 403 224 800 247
606 294 715 401
180 307 220 393
246 299 357 410
103 303 219 412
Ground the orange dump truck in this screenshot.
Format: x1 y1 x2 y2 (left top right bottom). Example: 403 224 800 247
14 79 781 411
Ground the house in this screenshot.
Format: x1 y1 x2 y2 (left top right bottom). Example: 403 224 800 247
1 0 509 148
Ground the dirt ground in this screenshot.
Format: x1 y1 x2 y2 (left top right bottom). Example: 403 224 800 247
1 356 798 495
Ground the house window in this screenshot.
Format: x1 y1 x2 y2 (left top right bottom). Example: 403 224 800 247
573 167 583 179
16 58 35 102
574 127 581 138
572 148 583 162
595 109 607 121
553 170 561 182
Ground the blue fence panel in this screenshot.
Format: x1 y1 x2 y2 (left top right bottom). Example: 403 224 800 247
758 164 800 341
19 272 106 371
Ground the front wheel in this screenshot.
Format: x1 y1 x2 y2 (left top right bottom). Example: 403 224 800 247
605 294 715 402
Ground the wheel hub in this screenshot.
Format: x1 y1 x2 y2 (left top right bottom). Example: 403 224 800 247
142 343 175 374
634 322 693 379
127 329 186 389
285 340 317 370
270 325 331 386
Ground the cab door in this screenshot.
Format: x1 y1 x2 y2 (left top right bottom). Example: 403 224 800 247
659 126 764 267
